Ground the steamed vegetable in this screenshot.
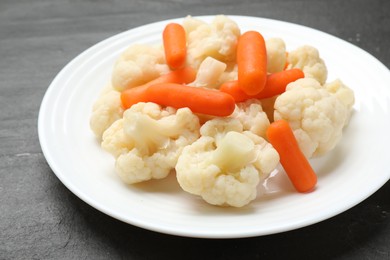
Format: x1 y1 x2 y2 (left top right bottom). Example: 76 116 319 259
120 67 196 109
267 119 317 192
121 83 236 116
111 44 170 91
102 102 200 184
176 118 279 207
274 78 354 158
163 23 187 69
220 69 304 102
237 31 267 95
183 15 240 68
286 45 328 84
266 38 287 73
189 57 227 88
90 15 355 208
90 85 124 139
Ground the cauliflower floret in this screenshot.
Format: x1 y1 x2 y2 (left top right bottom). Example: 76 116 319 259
231 99 270 138
176 118 279 207
266 38 287 73
324 79 355 111
90 85 124 139
274 78 351 157
100 118 134 157
199 117 243 144
182 15 205 36
324 79 355 124
184 15 240 68
102 102 200 184
217 62 238 85
189 56 227 88
287 45 328 84
111 44 170 91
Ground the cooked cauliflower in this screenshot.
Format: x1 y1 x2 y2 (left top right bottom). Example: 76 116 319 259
325 79 355 125
111 44 170 91
182 15 205 36
324 79 355 112
274 78 353 158
266 38 287 73
102 102 200 184
176 118 279 207
217 62 238 85
231 99 270 138
90 85 124 139
287 45 328 84
184 15 241 68
100 118 133 158
189 56 227 88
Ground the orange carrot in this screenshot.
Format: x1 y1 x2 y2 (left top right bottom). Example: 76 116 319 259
237 31 267 95
122 83 236 117
220 69 304 102
266 120 317 193
121 67 196 109
163 23 187 69
146 83 235 116
143 66 196 87
219 81 249 103
121 84 149 109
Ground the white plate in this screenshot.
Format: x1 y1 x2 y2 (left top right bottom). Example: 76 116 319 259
38 15 390 238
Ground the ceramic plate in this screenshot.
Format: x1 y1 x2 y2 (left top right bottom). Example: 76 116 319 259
38 15 390 238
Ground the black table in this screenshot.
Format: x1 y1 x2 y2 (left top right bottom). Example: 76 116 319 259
1 0 390 259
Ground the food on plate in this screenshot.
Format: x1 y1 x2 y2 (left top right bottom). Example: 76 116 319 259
121 83 236 117
267 119 317 192
286 45 328 84
163 23 187 69
90 15 355 207
237 31 268 95
120 67 197 109
219 68 305 102
111 44 170 92
324 79 355 114
274 78 353 158
176 118 279 207
189 57 227 88
231 99 270 138
101 102 200 184
90 85 124 139
183 15 240 69
266 38 287 73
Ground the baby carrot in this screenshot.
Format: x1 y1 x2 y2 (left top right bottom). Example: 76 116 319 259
266 120 317 193
220 69 304 102
163 23 187 69
121 83 236 116
145 83 236 116
120 67 196 109
121 84 148 109
237 31 267 96
219 81 249 103
264 69 304 96
143 66 196 88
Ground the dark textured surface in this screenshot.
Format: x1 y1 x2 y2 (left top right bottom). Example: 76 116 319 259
1 0 390 259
